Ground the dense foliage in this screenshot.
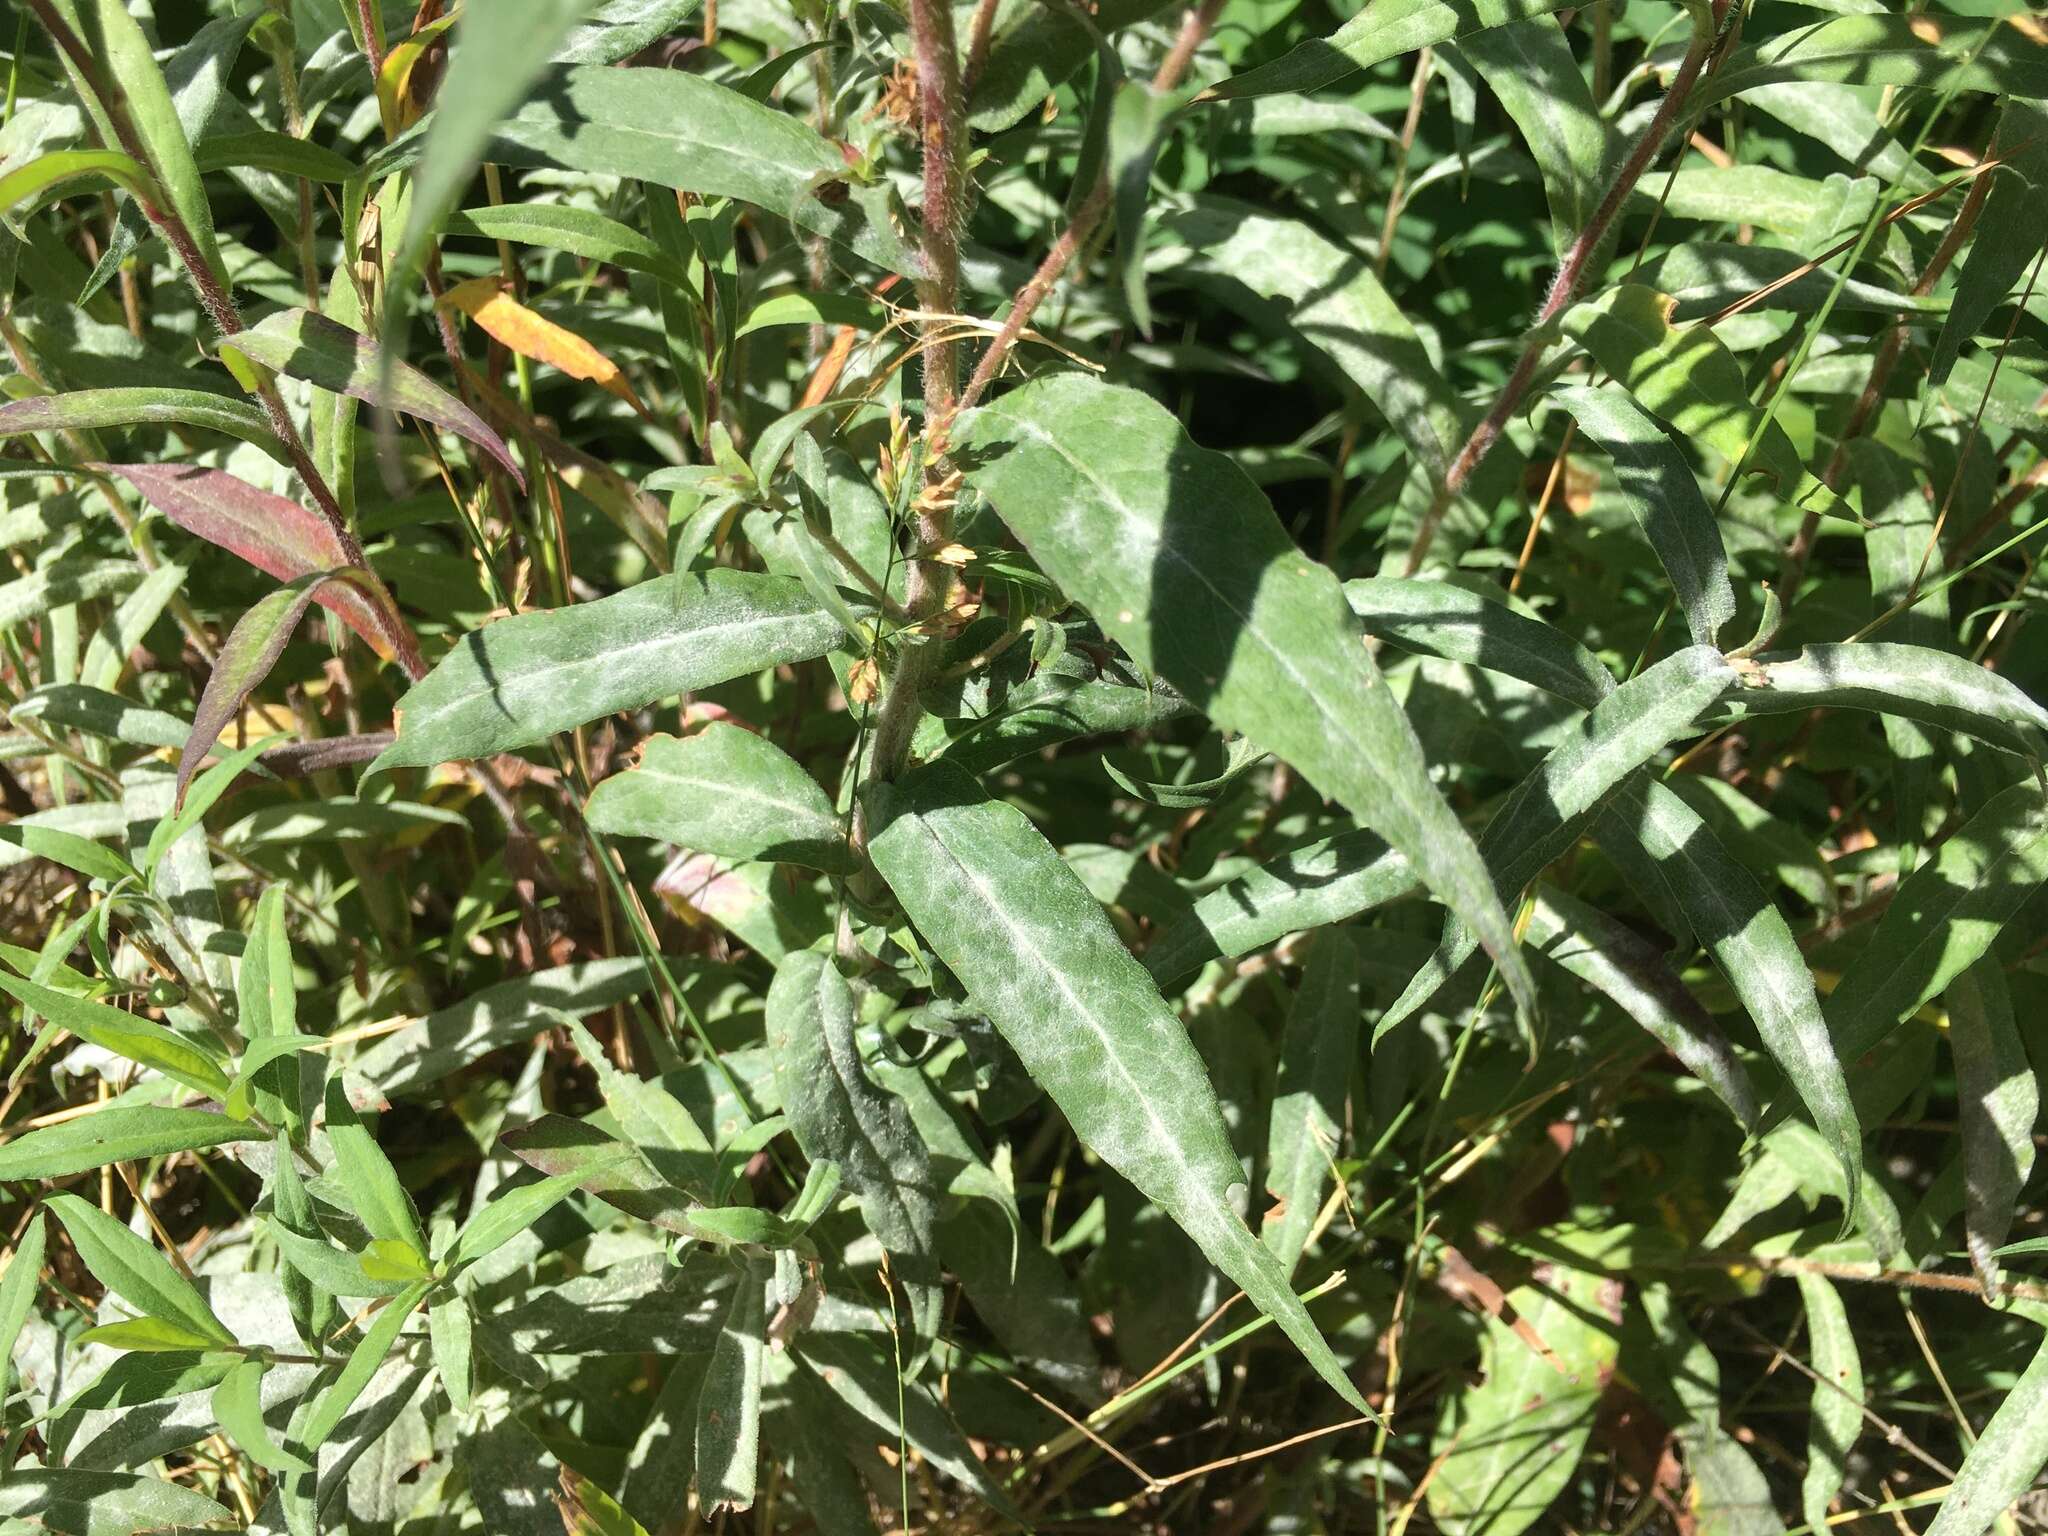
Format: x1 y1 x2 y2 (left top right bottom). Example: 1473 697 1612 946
0 0 2046 1530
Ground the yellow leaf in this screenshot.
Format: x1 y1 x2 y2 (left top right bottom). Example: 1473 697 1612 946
439 277 651 419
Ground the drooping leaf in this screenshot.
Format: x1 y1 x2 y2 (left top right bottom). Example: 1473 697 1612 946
866 760 1371 1415
1795 1271 1863 1535
373 571 841 772
1460 15 1607 257
961 372 1537 1025
439 277 650 415
322 1077 428 1260
218 308 522 484
212 1358 312 1474
0 1106 263 1180
1594 775 1859 1207
46 1192 233 1347
1263 932 1360 1273
0 822 135 884
1946 959 2037 1294
694 1268 766 1513
1725 644 2048 761
1344 576 1615 713
766 951 942 1355
0 147 154 213
483 65 923 277
586 725 854 873
1552 383 1736 648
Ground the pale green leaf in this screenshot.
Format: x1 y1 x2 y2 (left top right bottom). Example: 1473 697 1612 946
1948 958 2037 1293
46 1192 232 1346
1795 1272 1863 1535
1263 932 1360 1273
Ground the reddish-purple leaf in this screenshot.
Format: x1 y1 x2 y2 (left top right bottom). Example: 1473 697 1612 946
177 569 382 805
219 309 524 488
100 462 408 662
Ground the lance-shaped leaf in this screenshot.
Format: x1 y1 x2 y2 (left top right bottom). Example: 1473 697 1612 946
1264 933 1361 1273
0 1471 231 1534
1376 646 1736 1039
100 463 410 663
1825 783 2048 1063
1147 829 1414 986
452 1166 604 1269
0 974 231 1100
212 1358 311 1474
695 1269 765 1513
768 951 942 1356
1949 960 2036 1294
1931 101 2048 386
323 1078 427 1260
0 388 284 461
178 569 392 807
1698 12 2048 112
968 0 1173 132
0 148 154 213
1344 577 1615 713
1461 16 1608 258
443 203 691 286
0 1106 262 1180
1525 883 1758 1129
219 308 522 485
46 1192 233 1346
1209 0 1573 101
1724 644 2048 761
0 1210 45 1412
295 1280 432 1457
587 725 854 873
439 277 650 415
961 373 1536 1025
485 65 922 277
1552 384 1736 648
1594 775 1859 1207
374 570 840 771
866 760 1371 1415
1925 1327 2048 1536
1795 1271 1863 1536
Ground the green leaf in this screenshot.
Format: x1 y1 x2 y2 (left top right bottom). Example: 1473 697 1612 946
866 760 1370 1416
144 731 276 874
1595 775 1859 1208
395 0 601 293
1263 932 1360 1274
1344 577 1615 713
295 1280 432 1457
76 1315 225 1352
373 571 841 772
1460 16 1607 258
213 1357 312 1473
0 1106 262 1180
443 203 692 287
1146 828 1414 986
0 147 153 213
1552 383 1736 648
1562 285 1811 495
323 1077 427 1260
46 1192 232 1346
586 724 854 873
961 373 1537 1026
1794 1271 1863 1536
1925 1325 2048 1536
1699 12 2048 112
0 1210 47 1408
0 555 142 628
502 1115 710 1233
766 951 942 1355
1109 81 1181 338
0 973 231 1100
429 1293 472 1413
231 885 310 1132
1726 643 2048 761
967 0 1173 132
1825 783 2048 1062
1931 101 2048 386
265 1218 414 1298
1525 883 1758 1129
191 127 359 182
694 1269 765 1513
0 1468 232 1535
1427 1261 1621 1536
12 684 187 752
0 822 135 884
484 65 923 277
218 308 522 484
0 387 283 460
1208 0 1572 101
453 1165 608 1269
1946 959 2036 1293
1376 645 1737 1041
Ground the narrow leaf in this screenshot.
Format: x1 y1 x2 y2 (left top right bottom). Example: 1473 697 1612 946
1726 644 2048 761
295 1280 431 1457
1947 958 2037 1294
1925 1326 2048 1536
0 388 284 461
0 974 231 1100
1930 101 2048 386
46 1192 232 1346
0 1106 262 1180
867 760 1371 1415
1461 16 1607 257
1208 0 1573 102
213 1358 312 1473
694 1271 765 1513
440 276 650 415
322 1077 427 1259
1263 932 1361 1273
1344 576 1615 713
